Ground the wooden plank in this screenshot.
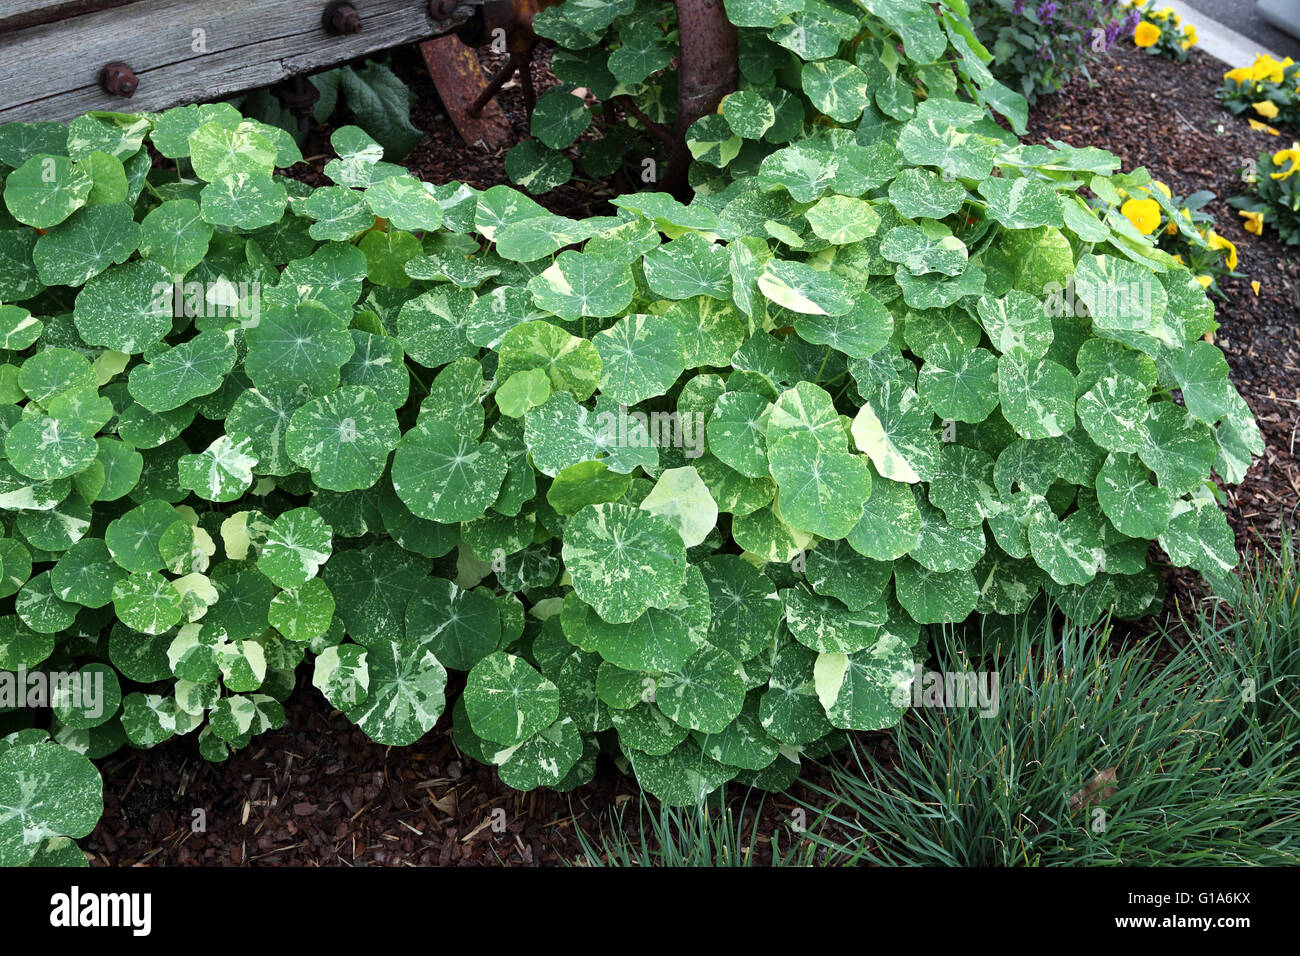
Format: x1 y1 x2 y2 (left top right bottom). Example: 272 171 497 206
0 0 478 123
0 1 142 36
419 34 511 151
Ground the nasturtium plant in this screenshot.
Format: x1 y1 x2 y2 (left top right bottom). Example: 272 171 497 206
0 0 1263 829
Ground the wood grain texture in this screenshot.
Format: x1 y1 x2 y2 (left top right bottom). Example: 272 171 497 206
0 0 477 123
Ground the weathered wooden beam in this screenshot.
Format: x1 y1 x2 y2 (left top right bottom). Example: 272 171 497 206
0 0 480 123
0 1 142 36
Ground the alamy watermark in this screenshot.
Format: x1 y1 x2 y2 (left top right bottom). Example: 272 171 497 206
151 278 261 323
892 664 1000 718
593 405 705 459
0 667 105 721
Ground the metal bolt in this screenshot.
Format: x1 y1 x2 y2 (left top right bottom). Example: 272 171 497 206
323 1 362 34
100 62 138 97
430 0 459 19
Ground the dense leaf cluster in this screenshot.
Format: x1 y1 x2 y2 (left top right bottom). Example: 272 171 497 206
0 0 1261 856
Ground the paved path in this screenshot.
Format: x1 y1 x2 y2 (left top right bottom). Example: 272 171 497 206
1179 0 1300 62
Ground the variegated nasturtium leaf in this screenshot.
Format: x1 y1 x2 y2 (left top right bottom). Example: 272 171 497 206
638 466 718 549
498 320 602 400
138 198 213 274
851 381 938 484
528 250 635 320
699 554 782 660
813 628 915 731
5 415 97 480
406 579 501 671
260 507 332 589
465 652 559 747
978 176 1063 230
178 435 257 502
593 313 685 405
708 391 772 478
73 259 172 355
1077 374 1149 453
624 740 735 807
199 173 288 230
112 571 182 635
285 386 399 492
976 290 1054 360
4 155 93 229
365 175 444 232
892 558 979 624
768 433 873 539
998 354 1076 439
493 717 584 791
269 577 335 642
917 344 1000 424
562 503 687 624
794 292 892 359
128 330 237 413
1138 401 1217 495
0 743 102 866
313 643 369 711
245 301 355 396
344 639 447 747
656 646 746 734
391 419 507 523
722 90 776 138
759 642 834 747
1095 452 1173 539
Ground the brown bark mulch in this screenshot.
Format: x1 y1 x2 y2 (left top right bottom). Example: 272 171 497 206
82 40 1298 867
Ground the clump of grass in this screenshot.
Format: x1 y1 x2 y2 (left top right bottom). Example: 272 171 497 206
569 793 823 867
799 537 1300 866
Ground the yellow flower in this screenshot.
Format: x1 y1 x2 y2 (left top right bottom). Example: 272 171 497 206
1134 21 1162 47
1151 8 1169 20
1248 118 1281 135
1194 275 1212 288
1251 280 1261 296
1252 55 1284 84
1239 209 1265 235
1253 100 1280 119
1181 25 1196 49
1121 197 1161 234
1172 254 1184 264
1150 180 1172 199
1165 220 1179 235
1207 231 1238 270
1270 143 1300 180
1224 67 1253 84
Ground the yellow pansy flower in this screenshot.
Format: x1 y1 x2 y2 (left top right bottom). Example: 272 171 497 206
1134 21 1162 47
1181 25 1196 49
1248 118 1281 135
1224 67 1253 84
1165 220 1179 235
1121 197 1161 234
1270 143 1300 180
1172 254 1184 264
1194 275 1213 288
1239 209 1265 235
1207 231 1237 270
1150 180 1172 198
1151 8 1169 20
1252 55 1284 84
1253 100 1280 119
1251 280 1261 296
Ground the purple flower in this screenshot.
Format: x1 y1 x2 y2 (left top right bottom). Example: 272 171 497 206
1039 1 1058 24
1012 0 1026 14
